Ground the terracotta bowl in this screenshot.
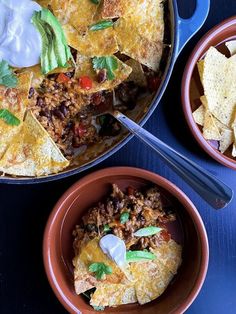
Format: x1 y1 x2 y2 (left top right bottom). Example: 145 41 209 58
43 167 209 314
182 16 236 169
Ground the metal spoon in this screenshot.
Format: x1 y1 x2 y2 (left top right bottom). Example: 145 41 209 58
94 94 233 209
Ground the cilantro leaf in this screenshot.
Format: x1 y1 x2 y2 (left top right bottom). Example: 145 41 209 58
90 0 100 3
120 212 129 224
126 250 156 262
103 224 111 232
92 56 118 80
89 262 112 280
0 109 20 126
0 60 18 88
90 20 113 31
134 226 162 237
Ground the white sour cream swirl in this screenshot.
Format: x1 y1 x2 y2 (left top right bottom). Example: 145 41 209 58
0 0 42 68
99 234 126 267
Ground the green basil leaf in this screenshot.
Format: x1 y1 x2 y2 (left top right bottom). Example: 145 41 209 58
0 60 18 88
120 212 129 224
0 109 20 126
134 226 162 237
89 262 112 280
126 250 156 262
90 20 113 31
92 56 118 80
32 8 72 74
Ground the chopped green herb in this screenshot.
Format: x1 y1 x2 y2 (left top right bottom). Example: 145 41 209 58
126 250 156 262
103 224 111 232
120 212 129 224
90 20 114 31
89 262 112 280
0 109 20 126
92 56 118 80
90 0 100 4
0 60 18 88
92 305 105 311
134 226 162 237
32 8 72 74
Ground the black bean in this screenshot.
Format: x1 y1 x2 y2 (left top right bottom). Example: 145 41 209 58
59 103 68 116
28 87 35 99
36 97 44 107
97 69 107 83
40 108 51 118
53 108 64 120
86 224 97 232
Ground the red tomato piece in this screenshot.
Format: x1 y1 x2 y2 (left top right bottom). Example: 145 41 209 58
57 73 70 83
79 76 93 90
148 76 161 92
74 123 87 138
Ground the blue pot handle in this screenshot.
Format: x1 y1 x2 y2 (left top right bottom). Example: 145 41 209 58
176 0 210 56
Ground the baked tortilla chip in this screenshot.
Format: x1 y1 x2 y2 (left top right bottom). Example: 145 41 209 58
90 283 137 307
197 59 205 83
203 110 222 141
125 59 147 86
202 47 236 127
75 55 132 93
226 40 236 56
219 128 234 153
73 238 127 295
193 104 205 126
100 0 127 19
0 111 69 176
63 24 118 57
130 259 173 305
50 0 97 32
0 72 32 159
150 239 182 275
114 0 164 71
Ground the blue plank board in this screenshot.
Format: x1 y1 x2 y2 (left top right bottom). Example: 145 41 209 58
0 0 236 313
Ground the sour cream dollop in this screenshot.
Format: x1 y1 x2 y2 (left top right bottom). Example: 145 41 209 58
0 0 42 68
99 234 126 267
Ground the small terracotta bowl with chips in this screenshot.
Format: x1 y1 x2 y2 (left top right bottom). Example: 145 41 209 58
182 16 236 169
43 167 209 314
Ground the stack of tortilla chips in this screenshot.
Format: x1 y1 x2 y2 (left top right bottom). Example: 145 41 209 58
193 41 236 157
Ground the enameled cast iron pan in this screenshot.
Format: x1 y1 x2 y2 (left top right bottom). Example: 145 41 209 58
2 0 210 184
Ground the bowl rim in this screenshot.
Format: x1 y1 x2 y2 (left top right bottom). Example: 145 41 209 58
181 15 236 170
43 166 209 314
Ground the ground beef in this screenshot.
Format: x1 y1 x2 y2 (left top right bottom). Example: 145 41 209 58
73 184 176 255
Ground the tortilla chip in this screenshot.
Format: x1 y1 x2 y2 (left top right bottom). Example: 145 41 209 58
63 24 118 57
193 105 205 126
36 0 49 7
0 111 69 176
150 240 182 275
226 40 236 56
203 110 222 141
219 128 234 153
202 47 236 127
75 55 132 93
130 259 173 305
0 72 32 159
100 0 127 19
114 0 164 71
125 59 147 86
197 59 205 83
73 238 127 295
90 283 137 307
50 0 97 32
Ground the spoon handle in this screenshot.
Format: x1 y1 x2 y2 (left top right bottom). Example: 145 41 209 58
114 111 233 209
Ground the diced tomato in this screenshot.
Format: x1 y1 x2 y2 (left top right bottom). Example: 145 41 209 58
74 123 87 138
148 76 161 92
57 73 70 83
160 230 171 242
79 76 93 90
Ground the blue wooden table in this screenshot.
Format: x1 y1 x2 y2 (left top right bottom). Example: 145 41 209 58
0 1 236 313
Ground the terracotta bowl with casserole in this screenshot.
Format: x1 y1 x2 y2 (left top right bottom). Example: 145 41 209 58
43 167 209 314
182 16 236 170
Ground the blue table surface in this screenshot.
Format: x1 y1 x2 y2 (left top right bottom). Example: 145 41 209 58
1 1 236 313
